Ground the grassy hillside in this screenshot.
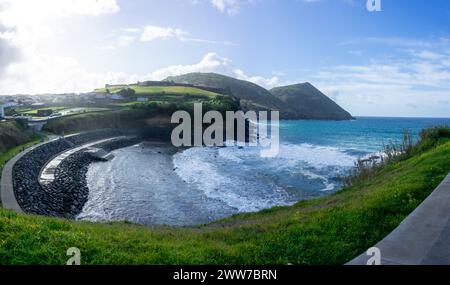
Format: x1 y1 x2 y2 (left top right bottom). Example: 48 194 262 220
43 96 239 134
0 121 30 154
166 73 284 112
42 108 173 134
166 73 353 120
95 85 220 98
0 138 42 175
270 83 353 120
0 127 449 265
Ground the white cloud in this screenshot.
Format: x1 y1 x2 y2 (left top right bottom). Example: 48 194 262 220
0 0 120 58
0 51 278 94
309 48 450 117
0 53 137 94
146 53 233 80
340 37 432 48
144 52 279 89
209 0 253 15
0 0 121 94
100 25 237 50
411 50 445 61
140 26 186 42
0 0 119 28
234 69 279 88
0 0 244 95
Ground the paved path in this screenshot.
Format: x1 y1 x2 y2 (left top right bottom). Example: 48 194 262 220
348 173 450 265
0 141 48 213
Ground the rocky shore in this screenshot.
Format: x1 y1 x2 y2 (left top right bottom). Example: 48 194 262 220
12 129 141 218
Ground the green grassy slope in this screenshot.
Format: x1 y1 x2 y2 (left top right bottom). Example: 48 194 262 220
95 85 219 98
42 108 176 134
0 139 41 175
165 73 284 111
165 73 354 120
43 88 239 134
0 121 30 154
0 128 449 265
270 83 353 120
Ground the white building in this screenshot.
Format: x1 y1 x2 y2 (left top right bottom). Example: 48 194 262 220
137 97 148 102
0 100 16 118
3 101 18 108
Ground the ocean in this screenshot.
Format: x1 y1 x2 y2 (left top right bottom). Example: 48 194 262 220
77 117 450 226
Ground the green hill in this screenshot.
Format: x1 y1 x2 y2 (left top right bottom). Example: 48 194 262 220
166 73 353 120
165 73 284 112
94 85 220 98
270 83 353 120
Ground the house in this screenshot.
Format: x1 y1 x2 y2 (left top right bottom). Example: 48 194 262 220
136 97 148 102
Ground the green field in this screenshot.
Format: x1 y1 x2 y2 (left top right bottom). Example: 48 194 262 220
19 106 67 115
0 127 449 264
19 107 109 116
95 85 220 98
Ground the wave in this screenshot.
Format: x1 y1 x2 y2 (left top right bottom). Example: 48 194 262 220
172 142 364 212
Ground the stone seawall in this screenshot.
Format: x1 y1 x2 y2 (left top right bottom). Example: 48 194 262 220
12 130 141 218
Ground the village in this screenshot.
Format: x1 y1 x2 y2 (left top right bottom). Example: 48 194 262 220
0 80 223 130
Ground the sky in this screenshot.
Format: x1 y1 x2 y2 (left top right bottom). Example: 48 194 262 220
0 0 450 117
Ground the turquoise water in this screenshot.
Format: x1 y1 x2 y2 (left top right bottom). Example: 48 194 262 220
81 117 450 226
281 117 450 153
173 117 450 211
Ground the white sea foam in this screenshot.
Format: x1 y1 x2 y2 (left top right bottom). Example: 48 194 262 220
173 147 294 212
277 143 357 168
173 142 362 212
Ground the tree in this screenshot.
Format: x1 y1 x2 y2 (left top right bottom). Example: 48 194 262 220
118 88 136 97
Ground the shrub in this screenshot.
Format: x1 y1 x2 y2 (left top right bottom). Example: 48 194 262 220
343 125 450 187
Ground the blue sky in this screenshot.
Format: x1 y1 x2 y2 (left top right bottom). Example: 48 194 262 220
1 0 450 117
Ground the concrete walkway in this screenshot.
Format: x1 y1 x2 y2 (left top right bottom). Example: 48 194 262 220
348 173 450 265
0 141 49 213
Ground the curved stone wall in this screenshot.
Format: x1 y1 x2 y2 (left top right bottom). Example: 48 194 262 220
10 130 140 218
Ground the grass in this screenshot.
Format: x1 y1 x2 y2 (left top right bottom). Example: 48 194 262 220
94 86 220 98
0 137 42 174
19 106 68 115
0 121 31 153
0 127 449 265
42 95 240 134
19 107 110 120
43 84 237 133
343 126 450 187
